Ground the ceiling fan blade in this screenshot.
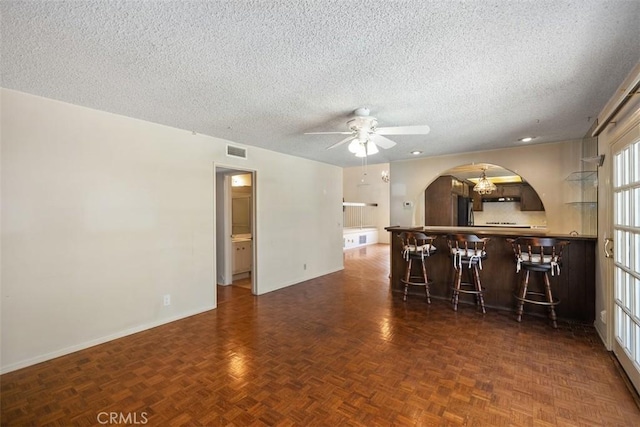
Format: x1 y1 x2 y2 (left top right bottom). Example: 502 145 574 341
370 134 396 149
304 131 353 135
375 125 431 135
326 135 356 150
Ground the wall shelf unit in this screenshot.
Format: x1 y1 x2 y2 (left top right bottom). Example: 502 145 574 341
565 201 598 208
564 171 598 204
563 167 598 236
565 171 598 183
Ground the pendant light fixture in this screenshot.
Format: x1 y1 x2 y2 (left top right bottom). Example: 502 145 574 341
473 168 497 195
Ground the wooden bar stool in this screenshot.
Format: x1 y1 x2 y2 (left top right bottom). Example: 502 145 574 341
398 232 437 303
447 234 489 313
509 237 569 328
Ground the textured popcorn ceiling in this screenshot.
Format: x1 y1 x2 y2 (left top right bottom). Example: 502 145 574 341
2 1 639 167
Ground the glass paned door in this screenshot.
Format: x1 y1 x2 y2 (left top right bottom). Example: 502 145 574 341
613 137 640 392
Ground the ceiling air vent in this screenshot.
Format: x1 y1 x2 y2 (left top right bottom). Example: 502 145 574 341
226 144 247 159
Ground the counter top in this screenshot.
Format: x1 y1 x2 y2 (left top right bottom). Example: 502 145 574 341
384 225 596 241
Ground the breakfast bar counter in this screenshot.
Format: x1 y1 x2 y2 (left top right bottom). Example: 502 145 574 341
385 226 597 323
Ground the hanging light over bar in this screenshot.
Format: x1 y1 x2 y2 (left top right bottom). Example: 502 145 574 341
473 168 497 195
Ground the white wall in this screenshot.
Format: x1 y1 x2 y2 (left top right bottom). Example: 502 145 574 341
343 163 391 244
389 140 587 235
0 89 344 373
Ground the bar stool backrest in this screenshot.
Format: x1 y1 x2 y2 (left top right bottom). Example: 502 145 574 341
398 232 437 259
509 237 569 274
447 234 489 259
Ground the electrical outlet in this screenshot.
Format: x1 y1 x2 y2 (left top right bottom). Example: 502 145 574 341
163 294 171 306
600 310 606 324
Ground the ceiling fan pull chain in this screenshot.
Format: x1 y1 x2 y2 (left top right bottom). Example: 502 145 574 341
361 154 368 182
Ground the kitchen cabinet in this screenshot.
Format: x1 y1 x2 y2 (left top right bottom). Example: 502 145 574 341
472 191 483 211
425 175 471 225
520 184 544 211
494 184 521 198
472 183 545 212
425 176 454 225
233 240 252 274
472 183 520 210
451 177 469 197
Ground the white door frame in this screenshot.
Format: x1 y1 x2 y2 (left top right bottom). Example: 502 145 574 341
609 121 640 393
222 173 234 285
214 164 257 294
593 61 640 394
594 62 640 345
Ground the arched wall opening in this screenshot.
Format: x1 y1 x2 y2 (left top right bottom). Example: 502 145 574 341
418 163 547 228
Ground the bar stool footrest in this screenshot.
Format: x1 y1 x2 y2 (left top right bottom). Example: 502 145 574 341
514 292 560 307
402 278 434 287
451 282 485 295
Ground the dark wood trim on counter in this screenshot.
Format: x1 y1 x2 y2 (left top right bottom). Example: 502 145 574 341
386 226 596 323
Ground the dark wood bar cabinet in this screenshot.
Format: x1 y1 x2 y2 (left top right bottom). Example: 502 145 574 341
386 226 597 323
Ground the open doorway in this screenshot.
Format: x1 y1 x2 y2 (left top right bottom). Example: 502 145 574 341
215 166 256 296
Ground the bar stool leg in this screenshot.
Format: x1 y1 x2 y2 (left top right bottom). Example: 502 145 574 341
516 270 530 323
420 259 431 304
403 258 412 301
450 270 456 305
452 267 462 311
543 272 558 329
472 265 486 314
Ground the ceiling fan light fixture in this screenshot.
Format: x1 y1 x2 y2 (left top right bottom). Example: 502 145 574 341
354 141 379 157
473 169 497 195
348 139 361 154
356 128 370 142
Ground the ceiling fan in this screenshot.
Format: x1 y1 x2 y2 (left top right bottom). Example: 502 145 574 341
305 107 430 157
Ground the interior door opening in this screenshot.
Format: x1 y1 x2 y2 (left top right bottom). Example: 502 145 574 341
215 166 256 296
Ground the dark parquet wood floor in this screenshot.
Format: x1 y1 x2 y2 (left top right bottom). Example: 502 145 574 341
2 244 639 426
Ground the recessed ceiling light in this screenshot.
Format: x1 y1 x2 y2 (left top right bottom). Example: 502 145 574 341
518 137 535 143
411 150 422 155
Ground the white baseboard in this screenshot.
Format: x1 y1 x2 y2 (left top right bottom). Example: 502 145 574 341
254 266 344 296
594 320 611 350
0 305 216 374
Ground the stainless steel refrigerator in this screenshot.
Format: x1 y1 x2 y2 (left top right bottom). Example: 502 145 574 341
457 197 474 226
